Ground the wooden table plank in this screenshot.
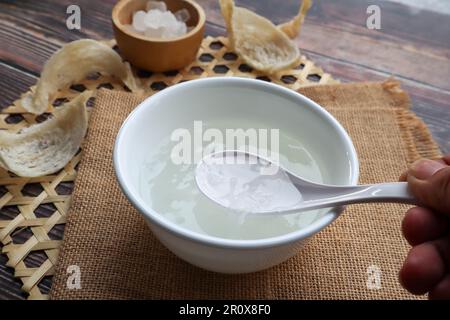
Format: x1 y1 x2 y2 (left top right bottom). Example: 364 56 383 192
0 0 449 300
305 51 450 153
1 0 448 151
0 252 27 299
198 0 450 90
0 63 37 110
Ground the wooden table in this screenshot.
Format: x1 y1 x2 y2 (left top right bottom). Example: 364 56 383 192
0 0 449 299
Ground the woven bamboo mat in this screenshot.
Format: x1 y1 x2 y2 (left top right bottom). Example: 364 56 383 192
0 36 338 300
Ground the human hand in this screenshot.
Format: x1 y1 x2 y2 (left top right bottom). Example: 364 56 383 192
399 155 450 299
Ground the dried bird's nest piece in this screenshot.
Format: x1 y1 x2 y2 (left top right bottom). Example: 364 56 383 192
220 0 312 73
0 39 145 177
278 0 312 39
21 39 142 114
0 92 91 177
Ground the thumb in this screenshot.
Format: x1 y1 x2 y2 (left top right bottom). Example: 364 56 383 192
408 159 450 216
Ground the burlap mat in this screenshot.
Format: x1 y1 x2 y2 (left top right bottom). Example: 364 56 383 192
49 80 441 299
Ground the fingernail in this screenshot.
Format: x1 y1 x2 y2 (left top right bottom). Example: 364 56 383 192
410 159 446 180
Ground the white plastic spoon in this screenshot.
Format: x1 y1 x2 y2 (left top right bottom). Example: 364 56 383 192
195 150 418 215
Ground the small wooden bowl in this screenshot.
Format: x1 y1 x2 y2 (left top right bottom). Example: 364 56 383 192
112 0 206 72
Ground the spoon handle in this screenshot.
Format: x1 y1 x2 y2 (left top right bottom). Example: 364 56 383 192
284 182 419 214
342 182 417 205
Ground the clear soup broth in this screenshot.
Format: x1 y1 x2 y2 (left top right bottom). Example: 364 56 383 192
139 119 328 240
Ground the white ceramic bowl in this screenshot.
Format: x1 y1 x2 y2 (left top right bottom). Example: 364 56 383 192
113 77 359 273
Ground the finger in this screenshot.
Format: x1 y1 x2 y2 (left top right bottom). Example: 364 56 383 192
429 274 450 300
402 207 449 246
399 242 446 295
432 235 450 271
409 159 447 180
408 166 450 216
399 158 446 182
443 155 450 165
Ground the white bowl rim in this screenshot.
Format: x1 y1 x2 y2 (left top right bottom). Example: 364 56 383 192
113 77 359 249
